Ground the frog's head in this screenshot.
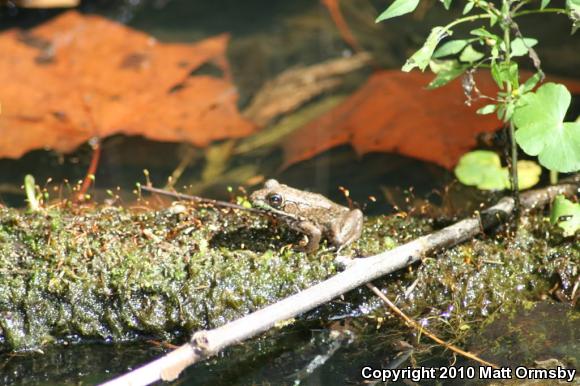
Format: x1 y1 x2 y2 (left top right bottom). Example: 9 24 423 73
250 179 285 211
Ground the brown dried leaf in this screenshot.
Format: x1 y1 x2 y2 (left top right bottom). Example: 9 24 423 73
243 52 371 126
0 11 255 159
283 70 580 169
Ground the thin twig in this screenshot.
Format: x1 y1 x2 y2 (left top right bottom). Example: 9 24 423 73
140 185 262 213
366 282 499 369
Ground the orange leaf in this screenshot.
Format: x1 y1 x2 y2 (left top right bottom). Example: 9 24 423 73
283 70 580 170
0 11 255 159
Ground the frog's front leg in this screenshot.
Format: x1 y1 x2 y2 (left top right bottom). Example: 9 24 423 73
296 221 322 252
331 209 363 248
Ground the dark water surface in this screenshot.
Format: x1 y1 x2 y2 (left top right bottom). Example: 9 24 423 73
0 1 578 385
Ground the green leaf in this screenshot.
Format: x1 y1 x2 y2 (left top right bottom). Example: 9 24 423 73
428 59 455 73
455 151 507 190
503 102 515 122
520 72 542 93
433 39 469 58
496 104 505 121
476 104 496 115
510 37 538 57
376 0 420 22
567 0 580 33
491 62 502 88
490 45 499 60
541 0 551 9
463 1 475 14
427 61 468 89
402 27 447 72
491 61 519 90
515 160 542 190
550 195 580 236
459 45 484 62
441 0 452 10
470 27 499 40
513 83 580 172
454 151 541 190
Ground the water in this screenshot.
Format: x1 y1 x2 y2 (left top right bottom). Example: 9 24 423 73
0 1 578 384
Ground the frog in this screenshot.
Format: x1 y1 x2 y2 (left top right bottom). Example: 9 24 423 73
250 179 364 252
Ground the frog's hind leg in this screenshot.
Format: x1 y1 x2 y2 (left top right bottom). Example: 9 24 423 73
331 209 364 249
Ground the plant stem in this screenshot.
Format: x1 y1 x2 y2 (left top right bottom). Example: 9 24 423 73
24 174 40 211
550 170 558 185
444 13 492 30
508 119 520 215
511 0 532 13
502 1 521 217
513 8 568 17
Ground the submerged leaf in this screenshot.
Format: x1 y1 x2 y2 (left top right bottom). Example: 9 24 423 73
515 160 542 190
454 151 507 190
454 150 541 190
0 12 256 159
282 71 580 171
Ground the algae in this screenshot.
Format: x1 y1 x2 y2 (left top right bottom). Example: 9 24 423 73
0 203 340 351
0 200 577 352
357 212 579 359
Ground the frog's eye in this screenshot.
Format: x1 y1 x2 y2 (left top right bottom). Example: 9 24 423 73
266 193 283 208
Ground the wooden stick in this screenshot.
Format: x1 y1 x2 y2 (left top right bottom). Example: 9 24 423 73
101 182 578 386
366 283 499 368
140 185 262 213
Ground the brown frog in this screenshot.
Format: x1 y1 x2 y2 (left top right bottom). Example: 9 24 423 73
250 179 363 252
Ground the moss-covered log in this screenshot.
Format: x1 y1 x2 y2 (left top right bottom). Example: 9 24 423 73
0 198 577 352
0 203 339 350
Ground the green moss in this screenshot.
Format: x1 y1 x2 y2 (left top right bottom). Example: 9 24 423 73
0 201 576 352
0 204 342 350
360 212 579 348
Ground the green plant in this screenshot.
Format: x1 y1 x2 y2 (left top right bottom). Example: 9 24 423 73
24 174 40 211
550 195 580 236
377 0 580 198
454 150 541 190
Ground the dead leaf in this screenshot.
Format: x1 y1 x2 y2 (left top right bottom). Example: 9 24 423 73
243 52 371 126
0 11 255 159
283 70 580 170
